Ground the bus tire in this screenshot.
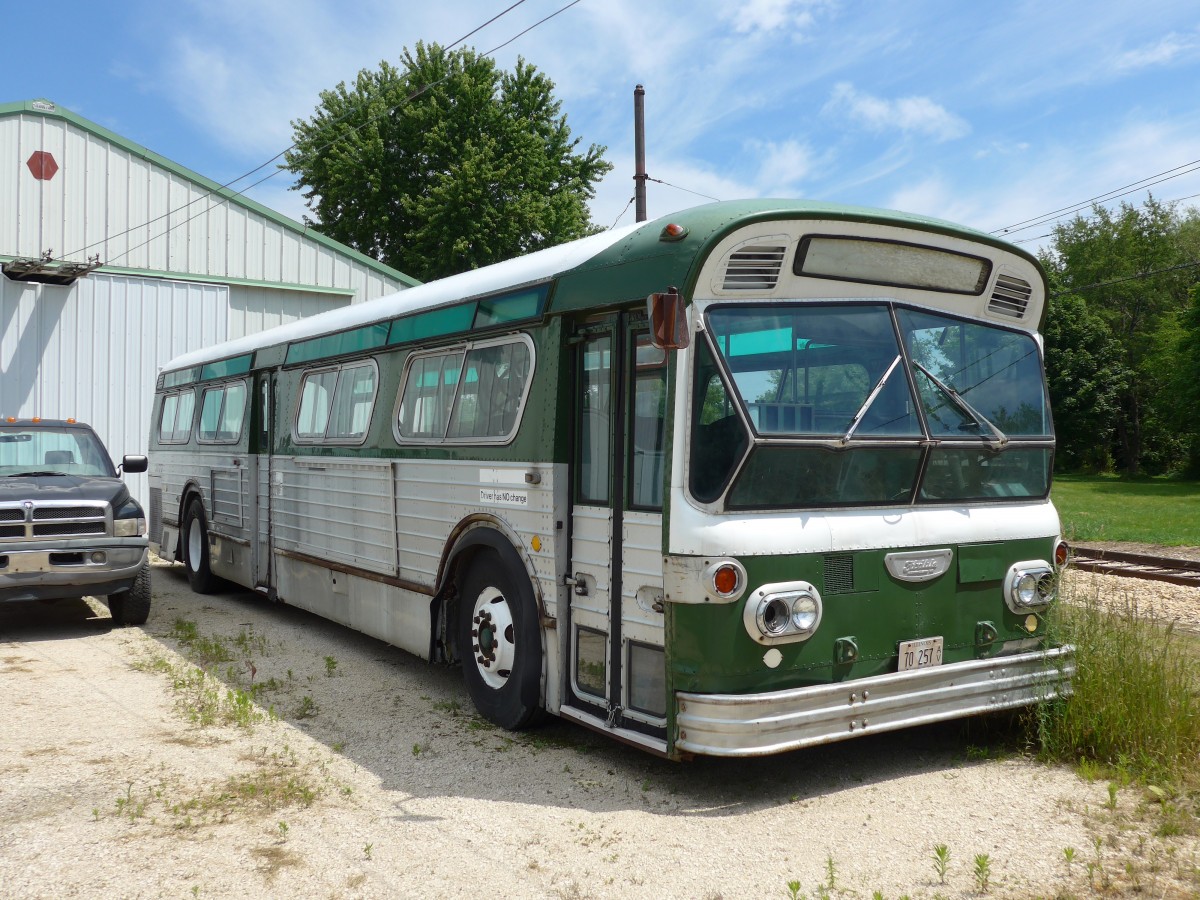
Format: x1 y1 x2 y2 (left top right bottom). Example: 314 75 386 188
457 550 544 730
108 562 152 626
183 498 221 594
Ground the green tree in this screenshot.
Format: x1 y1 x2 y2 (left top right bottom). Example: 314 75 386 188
1171 284 1200 474
1041 293 1129 471
1042 197 1199 474
285 42 612 282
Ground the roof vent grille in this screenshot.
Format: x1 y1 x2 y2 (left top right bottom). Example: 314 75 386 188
989 274 1032 319
723 245 787 291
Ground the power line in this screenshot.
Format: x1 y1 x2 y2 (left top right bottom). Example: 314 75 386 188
1009 189 1200 246
609 196 635 230
1050 259 1200 297
63 0 555 264
647 177 720 203
991 157 1200 237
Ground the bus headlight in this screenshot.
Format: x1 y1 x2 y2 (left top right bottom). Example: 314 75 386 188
791 593 819 632
744 581 823 645
1004 561 1055 614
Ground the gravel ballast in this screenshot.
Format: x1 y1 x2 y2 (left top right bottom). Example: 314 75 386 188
1 558 1198 898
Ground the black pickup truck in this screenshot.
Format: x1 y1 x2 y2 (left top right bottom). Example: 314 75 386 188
0 418 151 625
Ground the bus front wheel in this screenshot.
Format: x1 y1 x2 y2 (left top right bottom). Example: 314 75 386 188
183 498 220 594
457 551 544 730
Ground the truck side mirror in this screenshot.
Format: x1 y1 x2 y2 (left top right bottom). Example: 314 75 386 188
647 286 690 351
121 455 149 474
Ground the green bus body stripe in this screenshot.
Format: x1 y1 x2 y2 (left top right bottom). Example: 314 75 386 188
200 354 253 380
286 322 391 365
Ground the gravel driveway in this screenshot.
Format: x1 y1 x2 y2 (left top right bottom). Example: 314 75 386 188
2 560 1197 898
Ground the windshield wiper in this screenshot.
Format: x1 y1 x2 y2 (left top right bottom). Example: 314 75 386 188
841 355 903 445
7 471 67 477
912 361 1008 449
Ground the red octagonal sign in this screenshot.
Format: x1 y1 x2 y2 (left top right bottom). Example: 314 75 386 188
27 151 58 181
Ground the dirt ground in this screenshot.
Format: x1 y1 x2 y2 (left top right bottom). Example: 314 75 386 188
1 560 1198 899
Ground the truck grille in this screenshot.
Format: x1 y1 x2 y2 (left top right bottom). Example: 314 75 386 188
0 502 109 541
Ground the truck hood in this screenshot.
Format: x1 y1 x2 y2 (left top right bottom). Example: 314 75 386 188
0 475 133 508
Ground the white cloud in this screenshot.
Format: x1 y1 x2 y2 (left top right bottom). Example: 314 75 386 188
1115 32 1199 71
750 139 818 192
825 82 970 142
719 0 829 36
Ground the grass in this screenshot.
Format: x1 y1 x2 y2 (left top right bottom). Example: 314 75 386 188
1052 474 1200 545
1029 578 1200 791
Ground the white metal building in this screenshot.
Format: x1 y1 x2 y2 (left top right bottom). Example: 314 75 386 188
0 98 416 505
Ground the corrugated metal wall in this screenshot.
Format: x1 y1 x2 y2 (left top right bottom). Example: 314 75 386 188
0 108 403 303
0 272 347 506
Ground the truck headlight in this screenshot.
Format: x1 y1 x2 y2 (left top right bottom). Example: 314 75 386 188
114 517 145 537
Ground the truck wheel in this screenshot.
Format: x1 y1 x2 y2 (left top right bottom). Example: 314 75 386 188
108 562 151 626
183 498 221 594
457 550 544 730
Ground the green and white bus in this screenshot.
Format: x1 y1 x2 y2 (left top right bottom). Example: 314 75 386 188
148 200 1073 759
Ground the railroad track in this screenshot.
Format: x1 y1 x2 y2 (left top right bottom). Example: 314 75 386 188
1068 547 1200 588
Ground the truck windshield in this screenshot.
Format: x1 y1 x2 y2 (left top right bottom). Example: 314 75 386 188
690 303 1052 508
0 427 116 477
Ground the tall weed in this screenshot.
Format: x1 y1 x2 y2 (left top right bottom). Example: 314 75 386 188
1030 578 1200 786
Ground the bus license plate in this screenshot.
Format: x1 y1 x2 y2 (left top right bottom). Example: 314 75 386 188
898 636 943 672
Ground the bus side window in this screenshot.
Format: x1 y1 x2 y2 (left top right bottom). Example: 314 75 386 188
295 362 378 443
174 390 196 442
297 370 337 439
197 381 248 443
630 334 666 510
397 352 463 439
447 341 530 440
158 394 179 442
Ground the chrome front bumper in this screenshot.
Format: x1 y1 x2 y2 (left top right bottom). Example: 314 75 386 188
675 646 1074 757
0 543 148 601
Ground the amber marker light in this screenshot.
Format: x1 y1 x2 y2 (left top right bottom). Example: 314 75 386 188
1055 541 1069 567
713 564 739 596
703 559 747 602
659 222 689 242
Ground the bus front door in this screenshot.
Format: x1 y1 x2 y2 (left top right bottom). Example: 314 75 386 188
566 314 668 747
252 372 274 594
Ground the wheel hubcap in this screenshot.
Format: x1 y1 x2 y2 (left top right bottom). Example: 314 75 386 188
187 519 202 573
471 586 516 690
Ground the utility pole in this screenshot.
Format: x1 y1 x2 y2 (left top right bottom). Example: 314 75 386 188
634 84 647 222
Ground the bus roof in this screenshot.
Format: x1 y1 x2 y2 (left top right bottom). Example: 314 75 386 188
160 200 1039 376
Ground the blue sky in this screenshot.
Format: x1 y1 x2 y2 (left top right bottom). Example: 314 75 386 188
6 0 1200 260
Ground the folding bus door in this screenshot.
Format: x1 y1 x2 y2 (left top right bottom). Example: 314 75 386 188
564 312 668 747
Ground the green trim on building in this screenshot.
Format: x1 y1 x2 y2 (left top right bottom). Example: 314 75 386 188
0 99 420 288
0 255 358 296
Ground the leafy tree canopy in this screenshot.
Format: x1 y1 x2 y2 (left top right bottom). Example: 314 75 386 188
1040 197 1200 475
285 42 613 282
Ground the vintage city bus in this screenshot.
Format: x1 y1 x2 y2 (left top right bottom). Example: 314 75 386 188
147 199 1073 758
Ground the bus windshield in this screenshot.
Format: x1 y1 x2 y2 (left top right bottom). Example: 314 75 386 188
691 303 1052 508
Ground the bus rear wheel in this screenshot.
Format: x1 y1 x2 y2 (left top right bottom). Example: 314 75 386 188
183 498 221 594
457 551 544 730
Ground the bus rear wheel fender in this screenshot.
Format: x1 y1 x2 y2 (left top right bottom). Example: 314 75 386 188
456 548 545 731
